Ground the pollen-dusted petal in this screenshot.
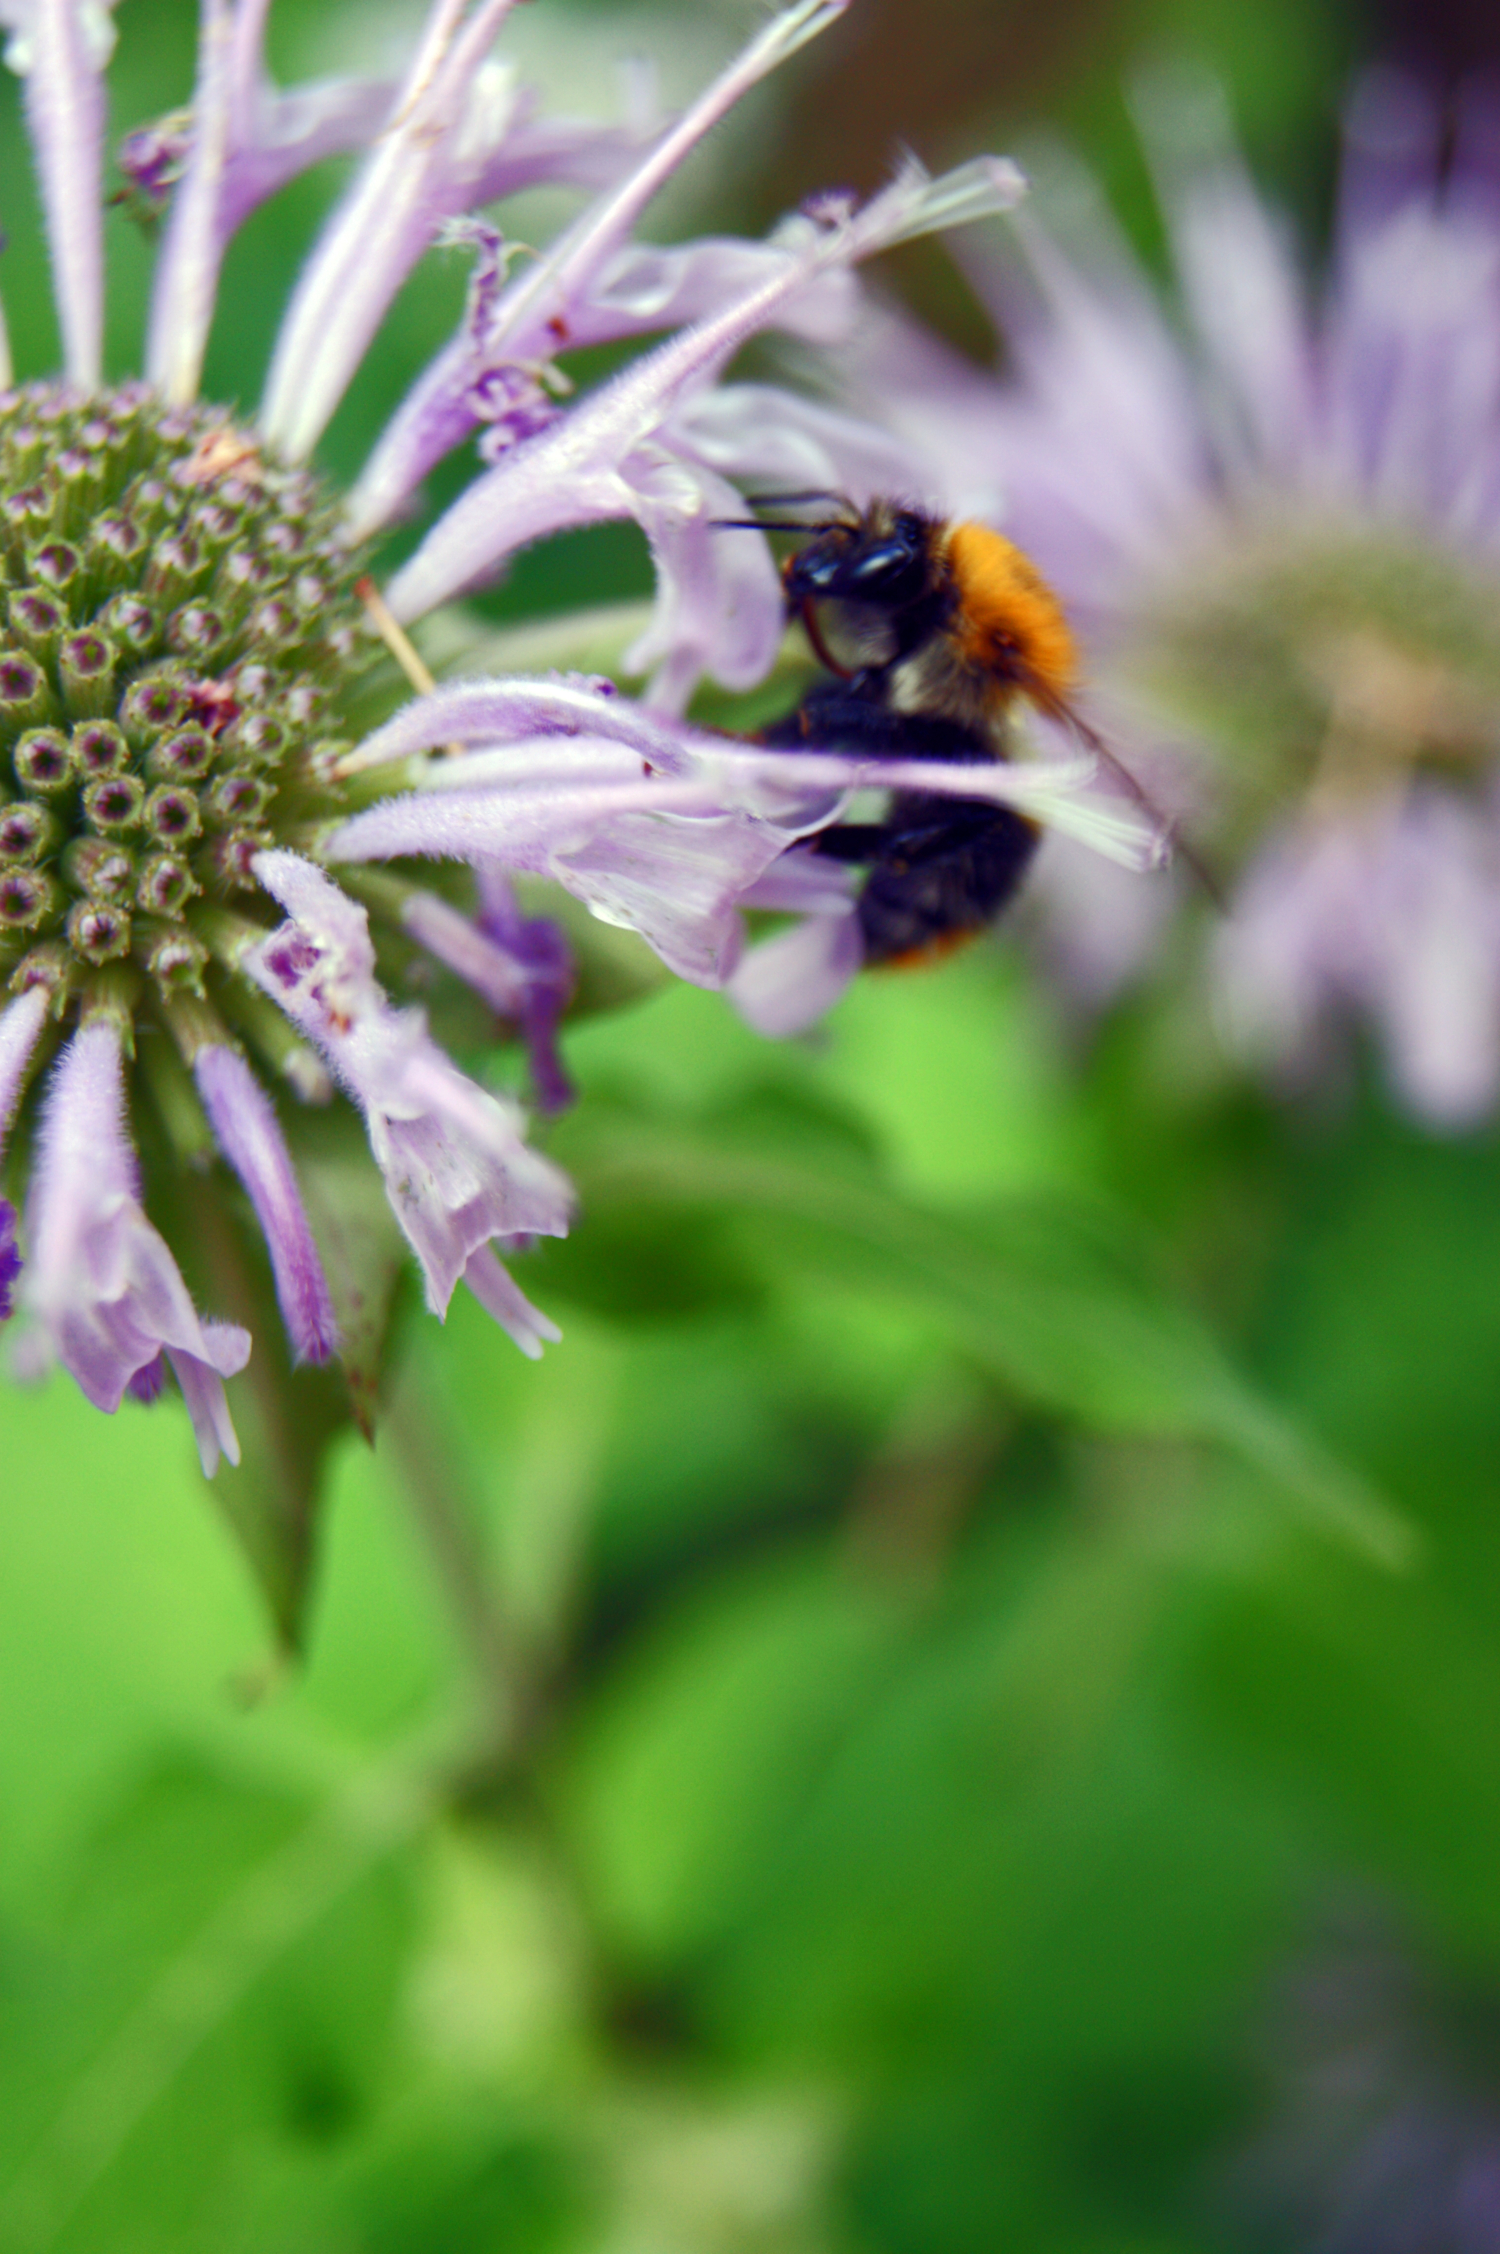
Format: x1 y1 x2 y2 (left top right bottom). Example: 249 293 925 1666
193 1043 339 1364
244 851 571 1326
21 1020 249 1465
1 0 115 385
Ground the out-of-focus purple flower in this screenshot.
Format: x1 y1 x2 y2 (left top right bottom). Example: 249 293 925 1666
827 73 1500 1125
1225 1914 1500 2254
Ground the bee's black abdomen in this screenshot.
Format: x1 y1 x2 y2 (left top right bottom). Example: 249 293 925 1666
764 681 1040 962
855 794 1040 964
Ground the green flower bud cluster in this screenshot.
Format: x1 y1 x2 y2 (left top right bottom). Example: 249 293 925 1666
0 382 367 1024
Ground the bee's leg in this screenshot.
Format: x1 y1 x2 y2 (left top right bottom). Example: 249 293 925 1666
808 823 887 863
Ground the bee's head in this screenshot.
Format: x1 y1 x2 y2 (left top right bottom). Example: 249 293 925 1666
781 505 937 613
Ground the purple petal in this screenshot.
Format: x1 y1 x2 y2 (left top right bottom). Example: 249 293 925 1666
737 846 859 915
343 0 850 536
0 985 49 1155
5 0 113 384
329 775 810 985
245 851 572 1323
402 883 576 1114
338 672 689 778
461 1241 561 1359
167 1322 251 1475
1322 192 1500 526
259 0 520 460
670 379 921 512
146 0 242 403
335 731 1163 867
623 456 785 710
1135 72 1313 481
726 906 864 1036
220 74 395 226
21 1020 250 1463
127 1352 166 1404
193 1043 339 1364
1217 793 1500 1128
383 155 1026 626
0 1198 19 1323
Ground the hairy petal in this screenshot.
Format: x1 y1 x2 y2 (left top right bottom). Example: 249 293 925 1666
245 852 570 1326
337 671 692 778
147 0 241 403
0 986 49 1155
21 1020 250 1471
1 0 115 384
344 0 850 536
260 0 523 460
383 155 1027 631
193 1043 339 1364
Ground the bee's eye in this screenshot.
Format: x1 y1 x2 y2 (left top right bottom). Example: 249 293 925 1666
844 539 927 605
787 532 926 608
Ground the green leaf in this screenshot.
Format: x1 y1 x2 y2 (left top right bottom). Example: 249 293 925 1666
0 1753 423 2254
542 1086 1414 1568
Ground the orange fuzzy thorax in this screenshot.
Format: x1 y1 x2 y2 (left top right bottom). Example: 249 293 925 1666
945 521 1077 713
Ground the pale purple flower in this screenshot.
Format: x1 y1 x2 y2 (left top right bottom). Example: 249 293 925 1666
825 73 1500 1124
244 851 570 1349
0 0 1153 1484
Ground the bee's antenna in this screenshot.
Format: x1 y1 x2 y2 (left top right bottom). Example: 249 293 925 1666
709 518 839 534
745 488 860 518
1038 690 1226 909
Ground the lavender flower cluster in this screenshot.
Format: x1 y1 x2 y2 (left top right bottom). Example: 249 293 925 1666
7 0 1490 1488
0 0 1156 1475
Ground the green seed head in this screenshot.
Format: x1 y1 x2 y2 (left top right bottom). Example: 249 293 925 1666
0 384 371 1016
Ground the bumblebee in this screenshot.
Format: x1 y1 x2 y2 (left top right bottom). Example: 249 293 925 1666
745 499 1084 964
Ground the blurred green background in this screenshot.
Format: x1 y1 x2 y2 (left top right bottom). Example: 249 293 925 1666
6 0 1500 2248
